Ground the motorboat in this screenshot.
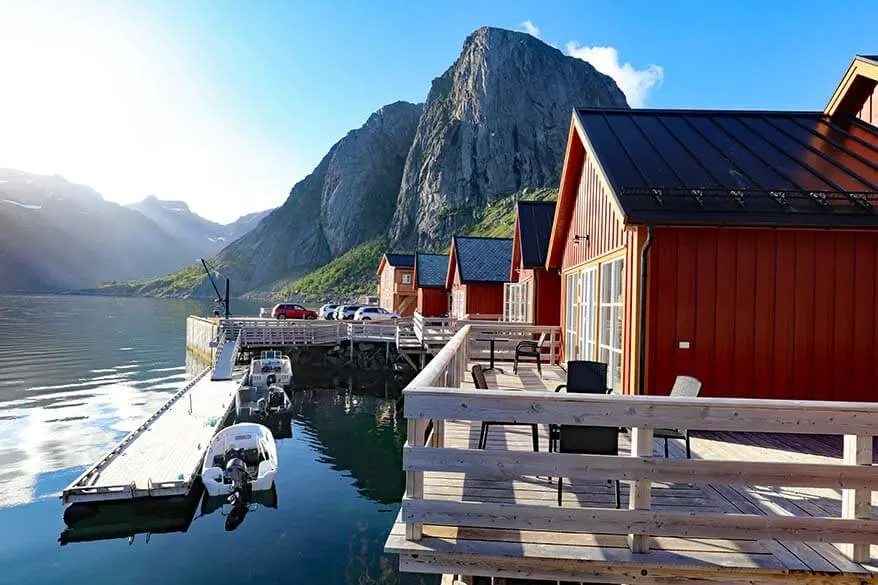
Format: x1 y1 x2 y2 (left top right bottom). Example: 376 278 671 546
236 374 293 422
247 350 293 390
201 423 278 503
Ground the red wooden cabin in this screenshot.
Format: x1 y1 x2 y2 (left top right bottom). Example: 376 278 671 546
547 103 878 400
414 253 449 317
446 236 513 320
506 201 561 325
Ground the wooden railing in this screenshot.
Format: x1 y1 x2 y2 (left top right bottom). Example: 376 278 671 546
413 312 454 346
400 327 878 562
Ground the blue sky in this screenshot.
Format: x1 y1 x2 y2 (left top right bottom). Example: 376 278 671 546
0 0 871 222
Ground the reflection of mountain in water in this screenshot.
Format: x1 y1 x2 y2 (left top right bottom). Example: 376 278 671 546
292 369 409 505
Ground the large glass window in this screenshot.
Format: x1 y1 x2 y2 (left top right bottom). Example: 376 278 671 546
564 273 579 364
452 289 466 319
503 281 533 323
599 259 625 392
578 267 598 360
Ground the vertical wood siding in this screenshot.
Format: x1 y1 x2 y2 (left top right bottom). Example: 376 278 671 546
561 154 627 271
646 227 878 401
418 288 448 317
534 270 561 326
465 283 505 318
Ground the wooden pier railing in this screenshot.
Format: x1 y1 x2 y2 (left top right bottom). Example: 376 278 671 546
400 325 878 563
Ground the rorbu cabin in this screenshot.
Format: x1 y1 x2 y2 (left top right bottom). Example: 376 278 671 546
505 200 561 325
547 103 878 399
375 253 416 317
446 236 513 320
413 253 449 317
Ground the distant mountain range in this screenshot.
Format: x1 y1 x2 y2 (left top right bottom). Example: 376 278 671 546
0 169 271 292
126 195 272 261
125 26 627 301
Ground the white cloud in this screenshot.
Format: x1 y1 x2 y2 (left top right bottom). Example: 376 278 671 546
519 20 541 39
565 43 664 107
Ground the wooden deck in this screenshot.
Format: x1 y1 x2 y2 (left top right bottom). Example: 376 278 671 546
388 362 878 584
62 368 242 504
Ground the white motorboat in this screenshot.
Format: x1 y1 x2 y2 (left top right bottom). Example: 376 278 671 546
247 350 293 390
201 423 278 501
236 379 292 421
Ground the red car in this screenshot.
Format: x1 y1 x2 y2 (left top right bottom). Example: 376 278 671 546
271 303 317 320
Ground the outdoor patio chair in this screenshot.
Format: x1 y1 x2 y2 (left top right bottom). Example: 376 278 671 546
554 422 620 507
471 364 539 452
549 361 609 453
654 375 702 458
513 332 548 376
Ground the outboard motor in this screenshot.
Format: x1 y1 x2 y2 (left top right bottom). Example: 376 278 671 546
224 456 250 507
266 374 277 388
267 385 286 411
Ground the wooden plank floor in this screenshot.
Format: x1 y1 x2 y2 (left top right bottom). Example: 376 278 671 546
388 362 878 583
63 369 241 502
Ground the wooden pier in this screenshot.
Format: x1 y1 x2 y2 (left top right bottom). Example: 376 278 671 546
386 323 878 584
62 366 243 504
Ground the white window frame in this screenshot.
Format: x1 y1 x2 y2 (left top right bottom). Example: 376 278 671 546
402 273 412 285
578 267 598 360
503 280 533 323
598 258 625 393
564 273 579 364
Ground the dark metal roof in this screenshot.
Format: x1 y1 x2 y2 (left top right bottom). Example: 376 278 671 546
454 236 513 284
384 253 415 268
517 201 556 267
415 253 449 288
575 108 878 228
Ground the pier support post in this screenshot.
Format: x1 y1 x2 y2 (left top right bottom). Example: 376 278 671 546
628 426 653 553
405 417 427 540
841 433 872 562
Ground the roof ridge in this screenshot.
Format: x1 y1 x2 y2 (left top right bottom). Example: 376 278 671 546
454 235 514 241
577 107 825 117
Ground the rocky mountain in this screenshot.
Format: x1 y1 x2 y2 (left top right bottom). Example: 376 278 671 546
103 26 628 300
390 27 627 248
126 196 273 260
208 100 423 290
0 170 192 291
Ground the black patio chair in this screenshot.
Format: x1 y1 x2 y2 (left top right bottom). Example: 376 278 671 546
513 332 548 376
554 422 621 508
471 364 539 452
654 375 703 458
549 361 609 453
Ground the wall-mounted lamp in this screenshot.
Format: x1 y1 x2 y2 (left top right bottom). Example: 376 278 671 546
572 234 589 247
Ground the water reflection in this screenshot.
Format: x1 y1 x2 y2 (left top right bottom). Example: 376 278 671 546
0 295 433 585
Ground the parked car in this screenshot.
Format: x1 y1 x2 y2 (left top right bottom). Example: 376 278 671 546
353 306 400 322
318 303 339 319
272 303 317 320
333 305 363 320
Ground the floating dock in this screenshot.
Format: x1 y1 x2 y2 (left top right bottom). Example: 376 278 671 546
62 367 243 505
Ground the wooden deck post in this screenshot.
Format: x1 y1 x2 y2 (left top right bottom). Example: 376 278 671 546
406 417 427 540
628 426 653 553
840 433 872 562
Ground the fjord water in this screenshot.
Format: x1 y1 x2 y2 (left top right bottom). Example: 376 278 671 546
0 294 429 585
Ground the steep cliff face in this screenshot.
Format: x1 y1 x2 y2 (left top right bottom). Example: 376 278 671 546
207 101 422 290
390 27 628 248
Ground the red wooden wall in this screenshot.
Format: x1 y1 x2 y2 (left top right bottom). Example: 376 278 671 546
465 283 505 317
858 84 878 126
645 226 878 401
534 270 561 326
418 288 448 317
560 154 627 271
